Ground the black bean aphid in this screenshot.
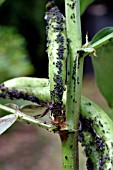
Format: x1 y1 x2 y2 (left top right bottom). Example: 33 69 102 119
67 1 76 10
65 156 68 160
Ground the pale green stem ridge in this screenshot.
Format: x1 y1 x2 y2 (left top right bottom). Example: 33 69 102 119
65 0 82 128
64 0 83 169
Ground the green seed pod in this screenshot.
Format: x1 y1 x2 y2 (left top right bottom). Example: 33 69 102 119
45 2 67 106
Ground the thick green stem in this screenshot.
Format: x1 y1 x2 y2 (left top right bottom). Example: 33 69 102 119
65 0 82 132
80 96 113 169
65 0 83 169
62 134 75 170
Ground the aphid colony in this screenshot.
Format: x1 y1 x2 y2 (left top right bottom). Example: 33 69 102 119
0 83 43 104
79 100 113 170
0 1 113 169
45 2 67 120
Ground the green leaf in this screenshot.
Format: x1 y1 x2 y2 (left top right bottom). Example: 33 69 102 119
0 114 18 135
91 27 113 108
91 27 113 44
80 0 94 15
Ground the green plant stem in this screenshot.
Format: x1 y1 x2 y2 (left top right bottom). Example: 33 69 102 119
4 77 49 88
1 85 113 168
65 0 82 130
64 0 83 169
0 104 56 131
62 134 75 170
79 32 113 58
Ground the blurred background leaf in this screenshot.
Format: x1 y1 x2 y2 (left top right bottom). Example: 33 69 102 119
0 26 35 116
0 0 48 78
0 26 34 83
0 0 5 5
80 0 94 15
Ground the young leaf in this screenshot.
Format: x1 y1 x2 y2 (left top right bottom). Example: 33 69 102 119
91 27 113 108
0 114 18 135
91 27 113 44
80 0 94 15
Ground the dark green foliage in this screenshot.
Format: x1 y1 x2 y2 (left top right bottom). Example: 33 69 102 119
0 0 47 77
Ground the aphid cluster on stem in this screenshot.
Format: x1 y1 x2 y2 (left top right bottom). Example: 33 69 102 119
0 83 46 105
79 115 113 170
45 1 67 121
